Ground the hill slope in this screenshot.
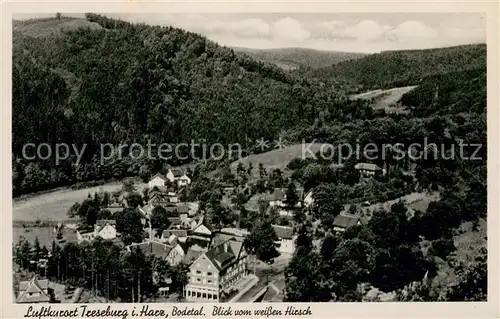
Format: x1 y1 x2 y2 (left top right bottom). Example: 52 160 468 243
12 14 347 195
233 47 367 70
308 44 486 91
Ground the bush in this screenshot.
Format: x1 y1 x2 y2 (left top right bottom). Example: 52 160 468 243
429 238 456 260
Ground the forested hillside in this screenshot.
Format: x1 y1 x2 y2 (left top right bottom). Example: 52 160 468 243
232 47 367 70
13 14 362 196
306 44 486 92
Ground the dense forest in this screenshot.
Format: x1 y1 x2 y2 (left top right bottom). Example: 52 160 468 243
13 14 372 196
232 47 368 70
305 44 486 92
12 14 486 197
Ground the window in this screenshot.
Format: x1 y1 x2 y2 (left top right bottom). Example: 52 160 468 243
196 270 201 274
207 272 212 276
208 280 212 284
197 278 201 283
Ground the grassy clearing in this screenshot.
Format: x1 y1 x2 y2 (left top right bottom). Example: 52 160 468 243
13 225 78 248
13 17 102 38
350 85 417 113
230 143 325 176
13 182 122 222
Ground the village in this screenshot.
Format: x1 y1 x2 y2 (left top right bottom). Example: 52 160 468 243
14 158 421 304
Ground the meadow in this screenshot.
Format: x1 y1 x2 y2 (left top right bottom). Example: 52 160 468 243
13 182 122 222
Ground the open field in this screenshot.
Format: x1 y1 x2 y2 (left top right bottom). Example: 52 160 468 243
230 143 325 176
350 85 418 113
13 225 78 247
13 17 102 38
13 182 123 222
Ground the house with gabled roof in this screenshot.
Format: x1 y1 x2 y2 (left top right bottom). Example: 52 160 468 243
16 276 52 303
94 220 117 240
76 225 95 243
272 225 296 255
184 239 249 302
149 173 167 189
190 216 212 238
126 240 185 267
165 168 191 187
332 214 363 233
161 229 188 242
269 187 304 214
355 163 384 177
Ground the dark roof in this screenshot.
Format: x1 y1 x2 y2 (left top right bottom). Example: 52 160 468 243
211 233 236 248
77 225 94 233
205 239 244 271
149 192 169 202
272 225 294 240
170 168 184 177
162 229 188 238
168 217 181 224
184 249 203 265
150 186 168 193
177 204 189 213
332 214 361 229
128 241 172 259
16 276 50 303
273 188 285 201
101 206 123 214
96 219 116 226
354 163 382 171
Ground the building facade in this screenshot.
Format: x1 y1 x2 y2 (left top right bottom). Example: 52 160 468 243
184 239 248 302
148 173 167 188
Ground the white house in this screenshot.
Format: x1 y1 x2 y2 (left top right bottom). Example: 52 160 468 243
354 163 384 177
269 187 304 209
94 220 117 240
76 227 95 243
178 174 191 187
148 173 167 189
272 225 296 255
76 220 117 243
166 243 186 267
166 168 184 183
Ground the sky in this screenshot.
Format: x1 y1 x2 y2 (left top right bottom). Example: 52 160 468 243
14 13 486 53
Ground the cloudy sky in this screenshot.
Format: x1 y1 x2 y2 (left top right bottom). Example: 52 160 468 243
15 13 485 53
